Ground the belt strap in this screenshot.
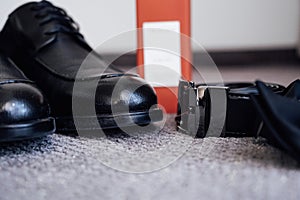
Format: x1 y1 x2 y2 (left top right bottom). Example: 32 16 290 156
176 81 285 138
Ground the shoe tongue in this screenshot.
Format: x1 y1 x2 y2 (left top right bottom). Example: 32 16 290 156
39 0 53 6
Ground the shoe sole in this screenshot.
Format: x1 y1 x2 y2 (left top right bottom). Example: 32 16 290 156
0 118 56 142
55 108 163 133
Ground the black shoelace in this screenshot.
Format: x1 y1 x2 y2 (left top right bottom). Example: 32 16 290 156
30 0 125 73
30 0 83 38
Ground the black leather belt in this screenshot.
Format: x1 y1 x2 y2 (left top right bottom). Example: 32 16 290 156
175 81 285 138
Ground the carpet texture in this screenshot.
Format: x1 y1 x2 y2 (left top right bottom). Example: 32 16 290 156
0 115 299 200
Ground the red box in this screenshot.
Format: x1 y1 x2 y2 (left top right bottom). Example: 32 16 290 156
136 0 192 113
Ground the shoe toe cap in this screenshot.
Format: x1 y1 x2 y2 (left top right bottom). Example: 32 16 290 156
96 75 158 114
0 82 50 125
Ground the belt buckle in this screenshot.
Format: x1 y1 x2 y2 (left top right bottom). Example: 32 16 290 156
176 80 228 138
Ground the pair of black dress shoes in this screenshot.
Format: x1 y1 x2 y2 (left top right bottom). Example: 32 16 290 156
0 1 162 142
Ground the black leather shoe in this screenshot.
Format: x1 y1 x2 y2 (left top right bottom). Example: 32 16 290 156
0 1 162 133
0 53 55 142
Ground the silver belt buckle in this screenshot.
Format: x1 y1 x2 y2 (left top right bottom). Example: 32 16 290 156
177 80 228 138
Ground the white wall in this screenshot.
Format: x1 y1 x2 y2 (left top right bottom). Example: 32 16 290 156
0 0 299 53
192 0 299 51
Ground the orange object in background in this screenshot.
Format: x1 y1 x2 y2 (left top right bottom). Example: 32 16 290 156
136 0 192 113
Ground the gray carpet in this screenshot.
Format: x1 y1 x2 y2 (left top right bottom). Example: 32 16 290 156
0 115 299 200
1 65 300 200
